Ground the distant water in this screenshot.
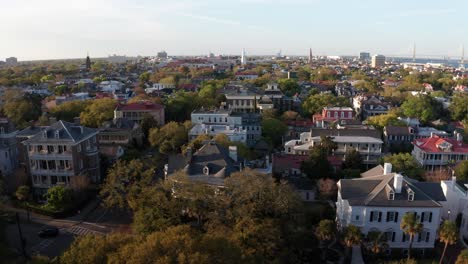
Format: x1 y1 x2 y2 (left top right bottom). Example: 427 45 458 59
388 57 465 68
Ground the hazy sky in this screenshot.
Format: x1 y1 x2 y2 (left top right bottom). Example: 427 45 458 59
1 0 467 60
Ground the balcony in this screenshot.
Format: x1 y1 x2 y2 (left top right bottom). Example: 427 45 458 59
29 150 72 160
31 167 74 176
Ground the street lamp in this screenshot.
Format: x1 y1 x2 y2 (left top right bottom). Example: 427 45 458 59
448 209 451 221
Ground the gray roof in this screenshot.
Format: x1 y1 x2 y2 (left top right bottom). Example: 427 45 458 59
340 173 445 207
360 165 384 178
310 128 381 139
22 120 97 144
101 118 138 130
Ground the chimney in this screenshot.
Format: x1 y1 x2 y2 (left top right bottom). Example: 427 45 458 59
74 117 81 125
457 132 463 143
383 163 392 174
394 173 403 193
430 132 434 137
229 146 238 162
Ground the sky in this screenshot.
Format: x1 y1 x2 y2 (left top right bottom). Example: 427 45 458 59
1 0 467 61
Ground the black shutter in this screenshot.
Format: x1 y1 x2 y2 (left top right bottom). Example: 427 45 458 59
421 212 425 223
392 232 395 242
418 233 422 242
386 212 390 222
402 233 406 242
429 212 433 223
394 212 399 223
370 211 374 222
426 232 430 242
378 212 382 222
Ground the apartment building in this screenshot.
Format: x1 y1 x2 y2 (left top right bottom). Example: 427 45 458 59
337 163 445 254
114 102 165 125
21 121 100 196
0 117 19 179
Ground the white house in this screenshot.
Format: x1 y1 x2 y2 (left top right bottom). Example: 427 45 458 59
337 163 446 254
441 177 468 240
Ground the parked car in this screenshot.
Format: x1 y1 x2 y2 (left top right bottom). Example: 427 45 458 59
37 227 59 238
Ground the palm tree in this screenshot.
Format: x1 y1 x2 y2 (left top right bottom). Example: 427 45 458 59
366 231 389 255
456 249 468 264
439 220 458 264
400 213 423 260
343 224 362 258
315 220 336 261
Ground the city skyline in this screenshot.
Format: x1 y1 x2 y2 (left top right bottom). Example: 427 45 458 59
1 0 468 60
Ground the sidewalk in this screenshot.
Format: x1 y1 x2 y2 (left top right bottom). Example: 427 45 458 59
351 245 365 264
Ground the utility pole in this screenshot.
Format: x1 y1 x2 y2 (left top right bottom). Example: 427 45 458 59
15 213 28 259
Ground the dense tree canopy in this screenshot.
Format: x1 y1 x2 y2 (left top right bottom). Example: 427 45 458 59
80 98 117 127
302 93 351 116
449 93 468 122
261 118 288 148
49 100 91 122
148 121 191 154
2 90 42 128
382 153 424 180
401 95 442 124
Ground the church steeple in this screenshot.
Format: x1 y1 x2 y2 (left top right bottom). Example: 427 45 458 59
85 52 91 71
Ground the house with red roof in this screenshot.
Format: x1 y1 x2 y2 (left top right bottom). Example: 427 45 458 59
313 107 355 128
114 102 165 125
412 132 468 171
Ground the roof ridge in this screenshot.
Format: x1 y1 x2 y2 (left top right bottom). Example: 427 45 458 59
404 179 441 207
59 120 75 142
364 174 394 205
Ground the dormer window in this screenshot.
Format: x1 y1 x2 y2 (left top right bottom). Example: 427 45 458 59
55 131 60 139
203 166 209 175
0 127 4 134
389 190 395 200
407 188 415 201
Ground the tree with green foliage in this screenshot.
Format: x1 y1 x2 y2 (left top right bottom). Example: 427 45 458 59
50 100 91 122
366 112 406 129
315 219 336 241
261 118 287 148
302 93 350 116
456 249 468 264
213 134 255 160
2 90 42 128
301 145 333 181
148 121 190 154
278 78 300 97
100 159 155 210
80 98 116 127
15 185 30 202
343 149 362 170
320 136 338 155
342 225 362 258
366 230 388 255
455 161 468 182
439 220 458 264
400 212 423 260
401 95 441 124
53 84 68 95
45 186 72 211
139 72 150 84
449 93 468 123
382 153 424 180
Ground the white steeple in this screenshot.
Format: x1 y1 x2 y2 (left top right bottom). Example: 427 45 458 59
241 48 246 65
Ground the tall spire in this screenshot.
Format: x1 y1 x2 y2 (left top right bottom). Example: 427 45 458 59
241 48 246 65
309 48 313 65
461 44 465 68
412 43 416 62
85 52 91 71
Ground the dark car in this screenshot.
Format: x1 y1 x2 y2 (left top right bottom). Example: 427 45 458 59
37 227 59 238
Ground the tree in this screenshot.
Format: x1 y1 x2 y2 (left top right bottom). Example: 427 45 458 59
366 112 406 129
456 249 468 264
455 161 468 182
45 186 73 210
343 149 362 170
400 212 423 260
50 100 91 122
281 111 299 121
80 98 116 127
15 185 30 202
302 93 350 116
439 220 458 264
401 95 441 124
100 159 155 210
261 118 287 148
366 231 388 255
342 225 362 258
139 72 150 84
2 90 42 128
278 78 300 97
382 153 424 180
301 145 333 181
148 121 189 154
320 136 337 155
449 93 468 122
315 219 336 241
140 114 159 139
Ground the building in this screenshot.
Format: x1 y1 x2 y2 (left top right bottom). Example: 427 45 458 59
0 117 19 182
164 142 242 188
85 54 91 71
312 107 355 128
337 163 446 253
335 82 357 97
441 177 468 241
241 49 246 65
157 51 168 59
189 109 261 146
412 133 468 171
235 71 258 80
359 52 370 61
21 121 100 195
284 128 383 166
5 57 18 66
224 88 258 113
371 55 386 68
353 95 391 120
384 126 449 149
114 102 165 125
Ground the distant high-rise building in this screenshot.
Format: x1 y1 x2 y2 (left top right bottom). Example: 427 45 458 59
157 51 168 59
359 52 370 61
85 53 91 71
371 54 386 68
460 45 465 69
241 49 246 65
5 57 17 66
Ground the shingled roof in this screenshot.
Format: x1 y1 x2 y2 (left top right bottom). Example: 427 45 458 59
22 120 97 144
340 166 445 207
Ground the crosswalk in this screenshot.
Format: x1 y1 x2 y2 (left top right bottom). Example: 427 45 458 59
31 239 54 254
64 225 103 236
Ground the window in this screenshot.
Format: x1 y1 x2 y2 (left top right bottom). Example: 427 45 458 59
203 166 209 175
341 111 345 118
327 112 331 118
355 215 360 221
402 233 407 242
348 112 352 118
55 131 60 139
418 230 430 243
334 112 338 118
369 211 382 222
408 191 414 201
420 212 432 223
385 231 395 242
388 190 395 200
386 211 399 222
77 144 81 152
